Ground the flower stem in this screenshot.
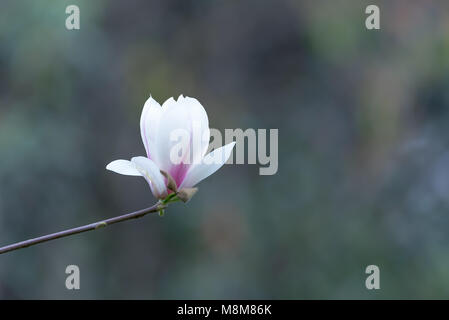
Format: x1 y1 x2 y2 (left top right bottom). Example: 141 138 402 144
0 202 166 255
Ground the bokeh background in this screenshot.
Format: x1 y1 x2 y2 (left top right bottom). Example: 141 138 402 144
1 0 449 299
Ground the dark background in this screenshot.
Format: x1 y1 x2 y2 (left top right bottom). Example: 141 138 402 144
1 0 449 299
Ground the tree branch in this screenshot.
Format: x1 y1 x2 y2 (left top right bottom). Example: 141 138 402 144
0 202 165 255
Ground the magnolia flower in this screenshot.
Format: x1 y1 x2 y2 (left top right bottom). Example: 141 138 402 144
106 95 235 200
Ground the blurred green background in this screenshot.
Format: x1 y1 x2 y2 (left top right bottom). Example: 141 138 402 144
1 0 449 299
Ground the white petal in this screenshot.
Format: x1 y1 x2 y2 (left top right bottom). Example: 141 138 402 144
184 96 210 159
161 96 177 110
155 96 211 173
106 159 141 176
131 156 168 199
156 97 194 172
180 142 235 188
140 96 162 162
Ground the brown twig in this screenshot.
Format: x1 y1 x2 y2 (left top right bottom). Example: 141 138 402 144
0 202 165 255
